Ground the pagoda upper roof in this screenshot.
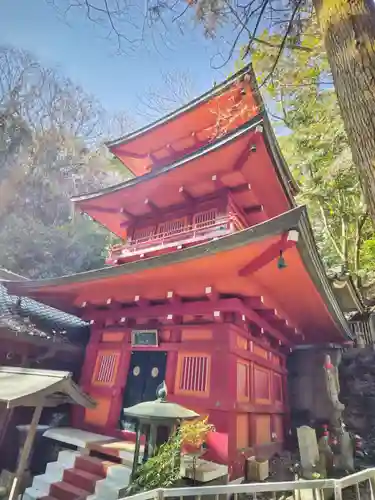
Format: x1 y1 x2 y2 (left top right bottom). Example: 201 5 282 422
74 115 297 238
2 206 352 344
107 65 264 177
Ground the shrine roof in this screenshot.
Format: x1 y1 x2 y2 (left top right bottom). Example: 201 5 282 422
3 207 352 343
0 366 95 408
329 274 364 314
0 270 88 344
74 115 297 238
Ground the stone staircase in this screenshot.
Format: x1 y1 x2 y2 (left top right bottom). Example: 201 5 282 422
22 449 132 500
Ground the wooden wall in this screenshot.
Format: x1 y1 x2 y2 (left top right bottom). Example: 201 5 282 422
75 319 288 469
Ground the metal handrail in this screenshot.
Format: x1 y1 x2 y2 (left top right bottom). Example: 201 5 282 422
120 467 375 500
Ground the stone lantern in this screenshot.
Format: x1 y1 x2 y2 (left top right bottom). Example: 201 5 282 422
122 382 199 478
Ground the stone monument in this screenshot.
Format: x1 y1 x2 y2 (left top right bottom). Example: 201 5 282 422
296 426 319 476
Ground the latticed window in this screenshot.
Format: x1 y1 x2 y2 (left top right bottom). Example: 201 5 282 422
193 209 218 229
178 354 210 394
133 226 156 242
93 352 119 385
157 217 187 236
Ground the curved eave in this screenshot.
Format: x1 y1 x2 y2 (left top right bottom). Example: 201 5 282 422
106 65 256 149
0 268 28 281
330 276 365 314
262 116 299 196
73 114 297 237
3 206 351 340
74 115 264 203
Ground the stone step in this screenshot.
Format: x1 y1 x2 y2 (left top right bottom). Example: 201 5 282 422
32 474 55 494
50 481 91 500
73 456 109 478
95 478 129 500
23 486 51 500
106 464 132 484
63 469 102 493
45 462 66 481
57 450 81 468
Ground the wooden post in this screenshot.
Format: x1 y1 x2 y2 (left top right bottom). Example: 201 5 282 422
8 403 43 500
0 354 30 452
131 421 141 479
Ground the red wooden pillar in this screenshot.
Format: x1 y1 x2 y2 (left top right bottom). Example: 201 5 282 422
165 328 180 394
281 359 291 444
227 354 238 472
105 339 132 434
72 327 102 429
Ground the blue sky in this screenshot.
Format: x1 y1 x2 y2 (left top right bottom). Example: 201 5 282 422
0 0 236 116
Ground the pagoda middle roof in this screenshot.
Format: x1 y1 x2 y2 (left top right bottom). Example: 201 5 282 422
2 207 352 344
74 116 297 238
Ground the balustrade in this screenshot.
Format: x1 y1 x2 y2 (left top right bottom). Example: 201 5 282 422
107 213 243 264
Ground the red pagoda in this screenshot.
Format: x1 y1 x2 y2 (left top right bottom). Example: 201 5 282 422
4 66 353 484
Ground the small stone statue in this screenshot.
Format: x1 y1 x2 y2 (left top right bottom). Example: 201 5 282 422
323 354 345 434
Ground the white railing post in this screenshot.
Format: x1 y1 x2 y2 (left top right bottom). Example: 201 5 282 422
333 484 343 500
119 469 375 500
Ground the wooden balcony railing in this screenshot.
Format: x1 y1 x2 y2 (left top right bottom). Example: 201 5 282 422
107 214 242 264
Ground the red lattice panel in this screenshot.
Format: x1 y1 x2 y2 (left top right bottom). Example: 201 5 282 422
179 355 209 393
93 352 119 385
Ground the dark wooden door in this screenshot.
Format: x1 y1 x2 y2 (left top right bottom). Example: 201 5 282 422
120 351 167 429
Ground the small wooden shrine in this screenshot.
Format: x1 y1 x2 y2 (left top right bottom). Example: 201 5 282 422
0 269 88 472
2 66 356 479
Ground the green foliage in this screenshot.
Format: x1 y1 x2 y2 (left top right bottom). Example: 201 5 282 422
0 46 131 279
245 19 375 286
127 418 215 495
127 432 182 495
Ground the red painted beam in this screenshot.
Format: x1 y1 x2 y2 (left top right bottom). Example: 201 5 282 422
211 174 226 190
166 291 181 304
134 295 149 307
144 198 159 213
179 186 195 203
244 296 266 309
243 204 263 215
233 142 253 171
205 286 219 302
239 231 298 277
83 297 292 346
229 183 252 195
82 204 119 214
119 207 135 220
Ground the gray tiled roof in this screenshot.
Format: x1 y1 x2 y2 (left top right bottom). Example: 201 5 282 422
0 281 88 342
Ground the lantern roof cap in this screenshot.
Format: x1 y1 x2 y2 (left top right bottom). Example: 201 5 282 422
123 382 199 421
123 400 199 421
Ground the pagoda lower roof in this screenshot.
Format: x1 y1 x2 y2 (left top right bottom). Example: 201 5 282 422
74 115 296 238
2 206 351 343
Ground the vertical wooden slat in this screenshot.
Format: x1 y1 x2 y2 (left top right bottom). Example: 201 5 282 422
179 355 209 393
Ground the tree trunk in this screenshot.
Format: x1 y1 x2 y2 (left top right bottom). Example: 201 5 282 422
313 0 375 222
